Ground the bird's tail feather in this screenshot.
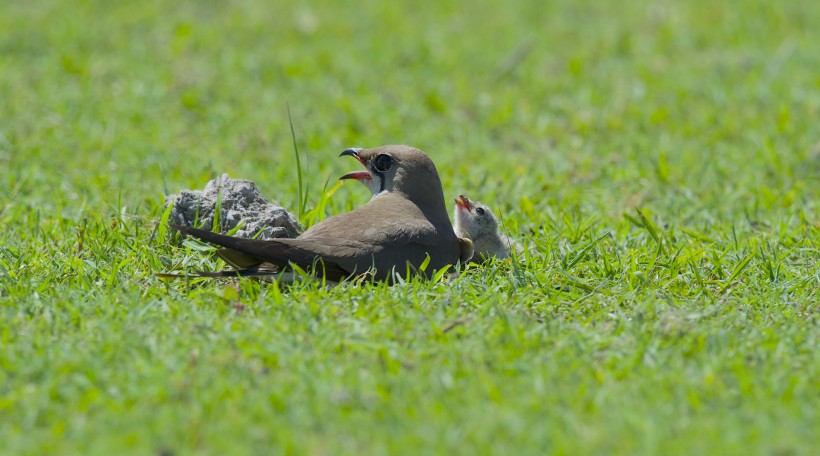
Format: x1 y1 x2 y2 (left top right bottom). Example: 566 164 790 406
172 224 254 251
156 268 278 279
171 223 293 266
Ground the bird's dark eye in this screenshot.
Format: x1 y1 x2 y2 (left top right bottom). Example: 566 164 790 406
373 154 393 172
476 207 486 216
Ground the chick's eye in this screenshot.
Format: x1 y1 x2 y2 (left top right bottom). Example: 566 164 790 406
476 207 486 216
373 154 393 172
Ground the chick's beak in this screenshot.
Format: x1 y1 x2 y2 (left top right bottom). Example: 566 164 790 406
454 194 472 210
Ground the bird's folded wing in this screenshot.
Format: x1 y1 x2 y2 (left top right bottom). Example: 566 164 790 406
270 236 378 277
300 193 441 246
172 225 373 280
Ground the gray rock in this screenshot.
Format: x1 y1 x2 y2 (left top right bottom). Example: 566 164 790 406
166 174 303 239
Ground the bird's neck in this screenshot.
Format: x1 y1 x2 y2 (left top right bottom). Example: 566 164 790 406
392 168 451 225
404 190 450 224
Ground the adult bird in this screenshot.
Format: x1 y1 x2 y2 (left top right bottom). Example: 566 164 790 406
169 145 472 282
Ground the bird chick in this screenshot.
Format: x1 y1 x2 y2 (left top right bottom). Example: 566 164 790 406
453 194 521 263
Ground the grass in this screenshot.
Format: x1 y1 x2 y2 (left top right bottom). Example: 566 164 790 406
1 0 818 454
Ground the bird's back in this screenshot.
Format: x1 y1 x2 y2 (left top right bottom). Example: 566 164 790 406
302 192 460 278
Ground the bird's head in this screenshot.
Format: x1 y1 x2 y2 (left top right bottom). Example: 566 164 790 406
453 194 499 239
340 145 447 214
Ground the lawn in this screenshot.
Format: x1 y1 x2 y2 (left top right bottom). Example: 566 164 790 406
1 0 818 454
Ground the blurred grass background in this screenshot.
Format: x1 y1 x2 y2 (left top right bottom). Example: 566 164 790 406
1 0 818 454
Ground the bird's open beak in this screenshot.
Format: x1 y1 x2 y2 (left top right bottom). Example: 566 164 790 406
340 170 372 181
454 194 472 211
340 148 367 166
339 148 372 181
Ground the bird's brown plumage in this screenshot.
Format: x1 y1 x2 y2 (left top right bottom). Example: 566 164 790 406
169 145 463 282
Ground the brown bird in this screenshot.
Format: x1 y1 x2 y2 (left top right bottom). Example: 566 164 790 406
167 145 471 282
340 151 474 264
453 194 522 262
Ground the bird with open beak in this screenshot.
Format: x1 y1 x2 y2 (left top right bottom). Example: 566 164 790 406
340 147 473 262
453 194 522 263
338 148 383 196
166 145 472 282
